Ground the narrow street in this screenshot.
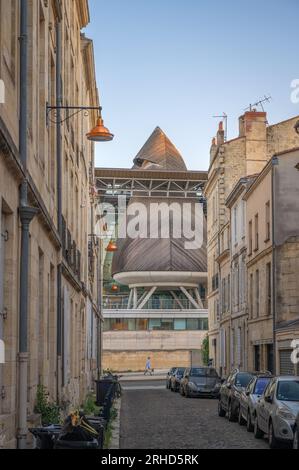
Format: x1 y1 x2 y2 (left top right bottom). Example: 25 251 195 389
120 379 269 449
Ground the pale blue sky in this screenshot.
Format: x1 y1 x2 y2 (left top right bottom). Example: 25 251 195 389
85 0 299 171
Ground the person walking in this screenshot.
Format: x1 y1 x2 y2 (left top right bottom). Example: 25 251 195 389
144 357 153 375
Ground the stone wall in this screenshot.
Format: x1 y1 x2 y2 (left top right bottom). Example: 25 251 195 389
103 350 199 372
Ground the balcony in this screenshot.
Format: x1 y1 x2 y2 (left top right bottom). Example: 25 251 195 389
103 295 207 311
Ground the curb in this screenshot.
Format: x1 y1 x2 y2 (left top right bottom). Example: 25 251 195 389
109 398 121 449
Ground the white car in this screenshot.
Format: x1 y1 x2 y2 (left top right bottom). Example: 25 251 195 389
254 376 299 448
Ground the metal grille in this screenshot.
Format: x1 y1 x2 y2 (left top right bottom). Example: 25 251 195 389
279 349 295 375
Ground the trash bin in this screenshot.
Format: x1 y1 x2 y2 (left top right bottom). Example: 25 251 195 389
95 378 115 406
29 425 62 449
85 416 105 449
54 438 100 449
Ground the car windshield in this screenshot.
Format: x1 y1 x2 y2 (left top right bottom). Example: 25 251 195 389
176 368 185 375
190 368 218 377
254 377 271 395
277 380 299 402
235 373 253 388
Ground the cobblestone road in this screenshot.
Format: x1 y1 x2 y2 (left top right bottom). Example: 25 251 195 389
120 387 269 449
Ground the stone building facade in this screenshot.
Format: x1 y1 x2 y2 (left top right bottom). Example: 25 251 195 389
205 111 299 374
0 0 101 448
243 148 299 376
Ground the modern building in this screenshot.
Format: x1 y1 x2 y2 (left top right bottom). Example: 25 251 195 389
96 127 209 371
205 111 299 374
0 0 102 448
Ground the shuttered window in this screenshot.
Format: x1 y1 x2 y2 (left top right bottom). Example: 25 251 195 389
220 329 226 368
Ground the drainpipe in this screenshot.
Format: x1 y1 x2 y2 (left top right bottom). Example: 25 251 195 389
17 0 39 449
56 20 63 404
271 157 279 375
97 239 102 380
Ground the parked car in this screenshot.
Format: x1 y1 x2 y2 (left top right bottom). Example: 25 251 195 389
170 368 186 392
238 374 273 431
218 369 255 421
254 376 299 448
180 367 221 398
293 411 299 449
166 367 177 389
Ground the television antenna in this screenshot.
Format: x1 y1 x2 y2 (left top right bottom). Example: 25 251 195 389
244 95 272 112
212 112 228 142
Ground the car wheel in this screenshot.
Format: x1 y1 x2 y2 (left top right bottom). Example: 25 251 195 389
238 407 246 426
293 426 299 450
246 410 254 432
254 415 264 439
228 401 236 422
218 400 226 417
269 420 280 449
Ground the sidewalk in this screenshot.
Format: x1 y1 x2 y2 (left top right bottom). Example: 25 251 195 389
119 369 168 382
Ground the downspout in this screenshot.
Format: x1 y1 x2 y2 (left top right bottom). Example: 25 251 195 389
97 239 102 380
17 0 39 449
271 157 278 375
56 20 63 403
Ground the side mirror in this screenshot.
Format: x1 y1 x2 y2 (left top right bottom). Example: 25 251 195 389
265 395 273 403
226 383 231 389
246 390 250 396
221 378 226 384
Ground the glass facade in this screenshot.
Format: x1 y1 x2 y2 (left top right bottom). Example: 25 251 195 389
104 317 208 332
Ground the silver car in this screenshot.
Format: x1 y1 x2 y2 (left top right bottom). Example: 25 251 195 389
254 376 299 448
239 374 273 432
294 412 299 449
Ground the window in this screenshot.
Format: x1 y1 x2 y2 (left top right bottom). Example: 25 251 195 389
248 220 253 255
266 262 271 315
174 319 186 330
254 214 259 251
103 319 110 331
254 345 260 371
265 201 270 241
267 344 274 373
111 319 128 331
186 319 199 330
234 206 237 244
236 328 241 366
128 319 136 331
136 319 148 330
249 273 253 318
199 318 209 330
255 270 260 317
227 274 231 309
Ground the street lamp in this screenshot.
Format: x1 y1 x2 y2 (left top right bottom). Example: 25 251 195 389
46 104 114 142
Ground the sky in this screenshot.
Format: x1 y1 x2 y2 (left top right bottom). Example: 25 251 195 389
85 0 299 171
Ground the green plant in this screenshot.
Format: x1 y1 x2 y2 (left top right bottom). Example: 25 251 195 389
35 385 61 426
202 334 209 366
104 406 118 449
82 393 100 416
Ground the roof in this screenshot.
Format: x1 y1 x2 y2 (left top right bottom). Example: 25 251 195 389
95 167 207 181
111 196 207 275
133 127 187 171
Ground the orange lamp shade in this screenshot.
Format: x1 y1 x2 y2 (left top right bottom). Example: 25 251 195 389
106 240 118 252
111 284 119 292
86 117 114 142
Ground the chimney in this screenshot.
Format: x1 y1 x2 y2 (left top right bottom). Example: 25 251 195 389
239 109 267 139
238 110 268 175
216 121 225 146
210 137 217 164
